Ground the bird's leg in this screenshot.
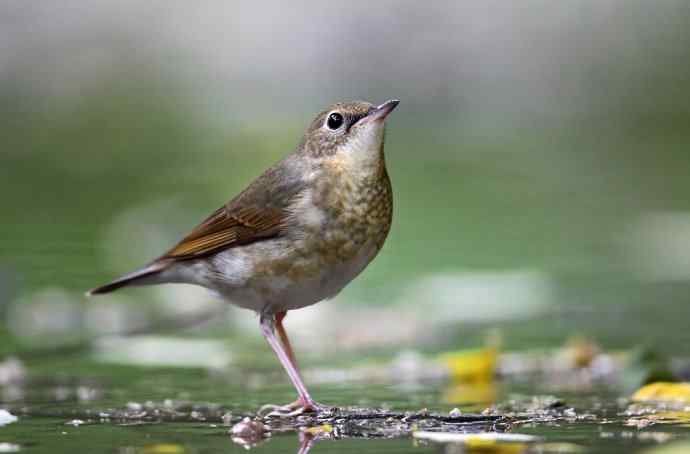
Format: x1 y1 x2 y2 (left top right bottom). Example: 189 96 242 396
258 312 330 416
271 311 303 411
275 311 298 369
298 431 316 454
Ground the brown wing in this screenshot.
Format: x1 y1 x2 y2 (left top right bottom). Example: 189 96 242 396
156 153 305 262
161 203 286 260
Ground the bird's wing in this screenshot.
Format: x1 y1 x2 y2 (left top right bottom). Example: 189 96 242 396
161 203 286 260
88 201 288 295
158 158 304 261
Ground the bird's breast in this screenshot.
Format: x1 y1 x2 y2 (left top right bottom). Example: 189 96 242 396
204 166 392 313
290 161 393 263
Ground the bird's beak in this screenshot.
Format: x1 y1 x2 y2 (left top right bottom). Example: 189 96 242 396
361 99 400 123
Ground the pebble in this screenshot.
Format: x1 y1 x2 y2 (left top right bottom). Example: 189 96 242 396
230 417 267 439
0 443 20 453
126 402 143 411
221 412 233 426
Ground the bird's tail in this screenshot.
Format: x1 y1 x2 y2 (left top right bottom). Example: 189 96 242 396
87 260 171 296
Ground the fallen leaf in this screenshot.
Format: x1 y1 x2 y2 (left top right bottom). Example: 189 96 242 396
303 424 333 435
642 441 690 454
632 382 690 404
439 347 498 383
413 431 537 452
444 381 497 405
141 444 185 454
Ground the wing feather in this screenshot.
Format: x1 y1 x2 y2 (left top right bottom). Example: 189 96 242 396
162 204 285 260
153 155 305 262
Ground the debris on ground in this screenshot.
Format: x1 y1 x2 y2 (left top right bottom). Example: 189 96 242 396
261 407 506 439
65 419 86 427
4 343 690 452
8 399 509 439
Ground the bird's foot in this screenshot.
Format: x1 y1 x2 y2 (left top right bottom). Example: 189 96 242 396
258 398 333 417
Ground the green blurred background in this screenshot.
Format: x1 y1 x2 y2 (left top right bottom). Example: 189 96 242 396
2 0 690 363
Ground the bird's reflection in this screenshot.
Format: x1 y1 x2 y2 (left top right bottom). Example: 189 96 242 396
231 428 318 453
297 432 317 454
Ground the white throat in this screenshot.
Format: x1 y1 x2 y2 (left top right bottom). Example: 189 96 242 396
339 122 385 173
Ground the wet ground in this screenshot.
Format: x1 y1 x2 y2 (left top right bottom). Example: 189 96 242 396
2 354 690 454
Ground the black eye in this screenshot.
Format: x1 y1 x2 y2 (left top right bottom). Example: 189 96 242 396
327 112 344 130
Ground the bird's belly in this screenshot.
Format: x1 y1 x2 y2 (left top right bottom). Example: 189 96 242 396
275 241 379 311
197 237 380 314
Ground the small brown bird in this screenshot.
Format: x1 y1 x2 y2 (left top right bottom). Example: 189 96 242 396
89 99 399 414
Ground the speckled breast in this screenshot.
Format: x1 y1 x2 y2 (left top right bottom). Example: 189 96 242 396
307 163 393 266
235 161 393 311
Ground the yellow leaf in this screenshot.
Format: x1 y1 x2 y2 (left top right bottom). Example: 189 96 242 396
632 382 690 404
444 381 497 405
141 444 185 454
303 424 333 435
439 347 498 383
464 439 527 453
642 441 690 454
413 431 535 452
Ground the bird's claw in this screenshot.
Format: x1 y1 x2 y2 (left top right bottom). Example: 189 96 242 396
258 400 334 418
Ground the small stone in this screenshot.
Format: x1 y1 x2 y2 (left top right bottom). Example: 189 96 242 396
230 417 267 439
221 412 233 426
0 409 18 426
76 386 100 402
0 358 26 386
0 442 20 453
126 402 143 411
53 386 71 401
66 419 85 427
449 408 462 418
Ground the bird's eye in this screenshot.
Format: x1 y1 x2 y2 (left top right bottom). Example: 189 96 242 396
326 112 344 130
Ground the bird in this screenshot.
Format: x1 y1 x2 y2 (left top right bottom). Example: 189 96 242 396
88 99 399 415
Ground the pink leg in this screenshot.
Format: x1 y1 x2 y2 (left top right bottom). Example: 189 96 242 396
298 432 316 454
276 311 298 369
259 314 317 410
275 312 305 409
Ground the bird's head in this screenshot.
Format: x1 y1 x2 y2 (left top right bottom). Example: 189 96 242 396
300 100 399 171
